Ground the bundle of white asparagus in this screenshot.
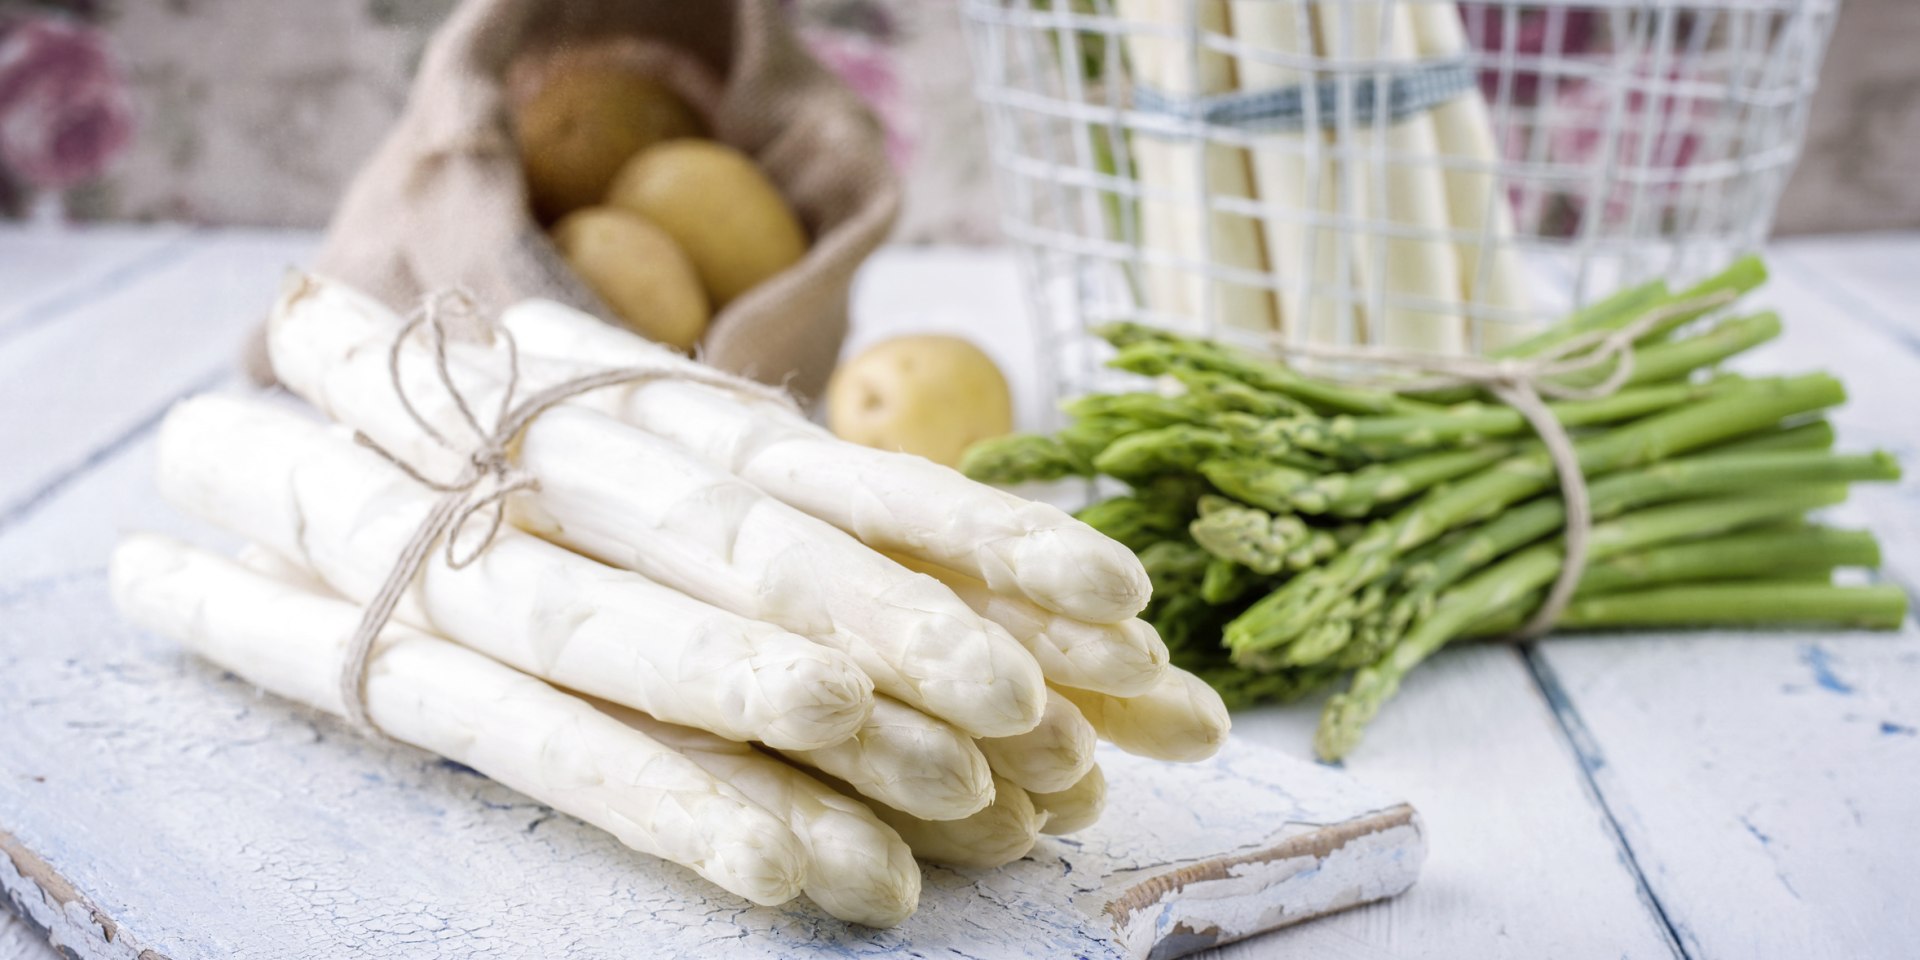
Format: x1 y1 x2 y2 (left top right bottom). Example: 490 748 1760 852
1118 0 1530 350
109 274 1231 927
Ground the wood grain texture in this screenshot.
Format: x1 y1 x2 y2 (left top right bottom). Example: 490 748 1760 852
1216 648 1682 960
0 230 314 518
1523 236 1920 959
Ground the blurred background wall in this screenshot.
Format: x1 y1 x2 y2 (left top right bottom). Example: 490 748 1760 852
2 0 1913 239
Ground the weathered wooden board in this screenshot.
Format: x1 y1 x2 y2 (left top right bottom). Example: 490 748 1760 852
0 571 1421 960
0 230 312 516
1518 241 1920 960
0 225 189 343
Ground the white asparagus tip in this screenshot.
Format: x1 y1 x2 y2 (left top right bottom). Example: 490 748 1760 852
742 644 877 750
976 689 1098 794
1055 668 1231 763
889 597 1048 739
865 774 1043 870
1030 763 1106 836
781 697 996 822
990 522 1153 624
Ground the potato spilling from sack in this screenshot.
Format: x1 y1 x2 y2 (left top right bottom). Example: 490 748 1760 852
549 207 710 350
512 65 810 353
515 68 704 223
607 140 809 308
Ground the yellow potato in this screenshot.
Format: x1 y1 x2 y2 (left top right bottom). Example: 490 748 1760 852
607 139 808 307
514 68 704 222
550 207 709 351
827 336 1013 468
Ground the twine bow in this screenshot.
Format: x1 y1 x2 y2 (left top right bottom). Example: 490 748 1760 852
336 290 800 733
1263 288 1739 641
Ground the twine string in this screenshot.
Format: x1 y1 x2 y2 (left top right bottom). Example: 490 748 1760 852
1260 288 1738 641
335 292 798 733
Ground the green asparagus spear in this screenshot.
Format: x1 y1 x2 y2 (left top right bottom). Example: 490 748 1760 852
1315 486 1852 758
1227 375 1849 665
1574 526 1880 595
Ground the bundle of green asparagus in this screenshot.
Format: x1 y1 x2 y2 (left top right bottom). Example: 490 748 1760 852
962 256 1907 760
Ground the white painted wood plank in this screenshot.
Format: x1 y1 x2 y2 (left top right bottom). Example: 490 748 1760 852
0 230 315 521
1205 648 1680 960
1771 234 1920 342
1526 251 1920 960
0 225 192 342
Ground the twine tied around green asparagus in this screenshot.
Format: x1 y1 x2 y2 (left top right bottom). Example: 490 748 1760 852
1259 288 1739 641
336 289 800 733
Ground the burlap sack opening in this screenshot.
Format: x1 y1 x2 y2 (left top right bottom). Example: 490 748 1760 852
249 0 899 401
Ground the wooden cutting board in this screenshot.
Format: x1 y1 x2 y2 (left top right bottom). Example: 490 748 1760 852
0 571 1424 960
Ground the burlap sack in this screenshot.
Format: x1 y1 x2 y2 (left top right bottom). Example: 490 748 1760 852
249 0 898 401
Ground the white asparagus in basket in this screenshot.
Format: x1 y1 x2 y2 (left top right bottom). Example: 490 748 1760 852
268 276 1046 739
975 688 1099 795
496 298 1152 625
1320 0 1466 353
1119 0 1277 332
1030 763 1108 836
1055 668 1232 763
110 534 809 907
1228 0 1356 344
1406 0 1532 349
890 552 1167 697
601 704 923 927
158 394 873 751
778 696 995 822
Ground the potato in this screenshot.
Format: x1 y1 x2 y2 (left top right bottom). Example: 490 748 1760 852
550 207 709 351
607 139 807 307
827 336 1013 468
514 67 704 222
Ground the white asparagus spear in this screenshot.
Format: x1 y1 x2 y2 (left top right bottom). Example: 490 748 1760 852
1030 763 1107 836
268 276 1046 739
1322 1 1466 353
494 298 1152 625
159 394 872 751
1228 0 1355 345
778 697 994 822
240 517 987 829
1053 668 1231 763
857 774 1044 870
1120 0 1277 332
1406 0 1533 350
890 553 1167 697
110 534 808 906
975 689 1098 795
600 704 922 927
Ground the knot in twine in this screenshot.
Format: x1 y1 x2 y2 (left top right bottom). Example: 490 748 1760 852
337 290 800 733
1263 288 1738 642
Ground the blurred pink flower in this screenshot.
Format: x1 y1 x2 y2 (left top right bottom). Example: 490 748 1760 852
802 29 912 169
1460 4 1596 105
1547 68 1710 230
0 16 134 191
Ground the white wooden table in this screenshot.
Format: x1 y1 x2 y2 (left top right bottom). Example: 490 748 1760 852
2 226 1916 959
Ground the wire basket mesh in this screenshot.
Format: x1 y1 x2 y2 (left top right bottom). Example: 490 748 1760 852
961 0 1838 410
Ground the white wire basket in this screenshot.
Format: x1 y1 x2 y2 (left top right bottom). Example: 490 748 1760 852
961 0 1839 409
